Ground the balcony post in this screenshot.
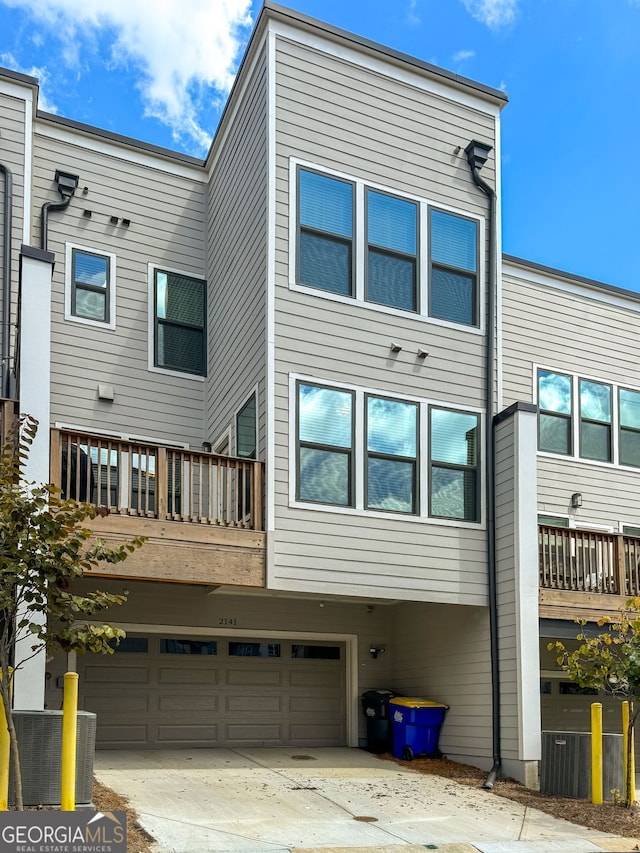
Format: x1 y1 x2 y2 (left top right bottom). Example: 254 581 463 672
615 534 627 597
49 428 61 488
157 447 168 520
253 460 264 531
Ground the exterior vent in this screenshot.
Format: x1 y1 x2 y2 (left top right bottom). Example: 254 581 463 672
541 730 623 799
9 710 97 807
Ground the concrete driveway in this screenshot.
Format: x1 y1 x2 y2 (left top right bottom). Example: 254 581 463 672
94 748 626 853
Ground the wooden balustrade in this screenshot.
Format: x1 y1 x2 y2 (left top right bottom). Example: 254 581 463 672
539 525 640 598
0 398 16 445
50 429 264 531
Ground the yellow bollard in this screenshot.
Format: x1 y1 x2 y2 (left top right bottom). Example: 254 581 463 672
591 702 603 805
60 672 79 811
622 701 636 805
0 669 10 811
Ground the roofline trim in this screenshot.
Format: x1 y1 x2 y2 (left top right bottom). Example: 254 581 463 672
0 66 38 88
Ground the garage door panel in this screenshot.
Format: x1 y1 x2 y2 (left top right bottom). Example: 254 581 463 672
226 695 282 712
158 666 218 684
83 693 150 714
289 695 344 714
226 669 282 686
226 724 282 741
290 669 343 688
97 725 149 746
157 725 218 743
159 695 218 712
290 723 344 743
84 665 150 684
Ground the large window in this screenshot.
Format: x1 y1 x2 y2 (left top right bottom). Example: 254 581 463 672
294 164 482 329
429 407 479 521
298 169 354 296
294 378 481 523
366 190 418 312
538 370 572 455
297 383 354 506
537 368 640 468
65 244 116 328
236 393 257 459
429 209 478 326
153 269 206 376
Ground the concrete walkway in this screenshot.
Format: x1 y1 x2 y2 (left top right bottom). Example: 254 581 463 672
93 748 632 853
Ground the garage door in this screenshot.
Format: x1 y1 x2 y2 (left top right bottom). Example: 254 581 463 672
79 634 346 749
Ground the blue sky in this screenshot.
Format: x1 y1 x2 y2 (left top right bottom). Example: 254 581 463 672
0 0 639 291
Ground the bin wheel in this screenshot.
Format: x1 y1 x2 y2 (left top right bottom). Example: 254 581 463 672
433 748 443 759
402 746 414 761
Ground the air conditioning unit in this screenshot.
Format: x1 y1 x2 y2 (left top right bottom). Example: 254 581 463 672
8 710 97 807
541 730 623 799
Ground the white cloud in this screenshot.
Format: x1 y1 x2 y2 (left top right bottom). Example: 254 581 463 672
406 0 421 26
0 51 58 112
1 0 253 151
452 49 475 62
461 0 518 29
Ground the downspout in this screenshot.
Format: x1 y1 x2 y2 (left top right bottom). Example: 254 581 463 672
40 170 79 251
0 163 12 398
464 140 500 789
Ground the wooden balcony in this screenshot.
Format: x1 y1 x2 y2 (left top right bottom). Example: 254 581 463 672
0 397 17 444
539 524 640 621
50 428 266 588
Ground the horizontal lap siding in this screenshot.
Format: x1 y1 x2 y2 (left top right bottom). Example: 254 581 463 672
271 36 495 602
207 46 268 456
35 132 206 446
0 93 26 371
502 271 640 525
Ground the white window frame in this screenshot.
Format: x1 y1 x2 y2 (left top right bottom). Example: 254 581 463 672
147 263 206 382
534 363 640 471
288 372 485 529
64 242 116 330
288 158 485 335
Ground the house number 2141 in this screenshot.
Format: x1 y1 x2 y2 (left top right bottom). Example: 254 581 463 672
218 617 237 626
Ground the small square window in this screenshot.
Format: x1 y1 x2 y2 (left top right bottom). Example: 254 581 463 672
65 244 116 328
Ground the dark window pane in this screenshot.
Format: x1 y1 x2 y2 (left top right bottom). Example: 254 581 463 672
237 394 256 459
431 209 477 272
620 430 640 467
367 191 416 255
299 232 352 295
291 645 341 659
367 250 416 311
157 323 204 375
623 525 640 537
110 636 149 653
74 251 108 287
299 385 352 448
299 447 350 505
540 680 552 695
580 379 611 423
538 371 572 414
228 642 280 657
430 268 475 325
538 514 569 527
539 413 571 454
430 466 476 520
367 397 416 456
367 457 415 513
620 389 640 428
431 409 478 465
156 272 204 326
299 170 352 237
75 288 106 321
160 639 217 655
580 421 611 461
559 682 598 696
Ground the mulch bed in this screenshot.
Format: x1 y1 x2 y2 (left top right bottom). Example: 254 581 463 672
92 778 155 853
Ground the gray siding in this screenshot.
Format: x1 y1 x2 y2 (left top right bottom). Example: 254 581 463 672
206 44 268 459
0 90 27 388
391 602 492 765
271 35 496 602
502 268 640 527
33 128 207 446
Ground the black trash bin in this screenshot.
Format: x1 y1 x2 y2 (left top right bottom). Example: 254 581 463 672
361 689 396 753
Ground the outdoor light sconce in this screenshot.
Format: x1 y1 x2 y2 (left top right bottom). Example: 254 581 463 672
571 492 583 509
369 647 386 660
201 441 212 453
390 342 402 353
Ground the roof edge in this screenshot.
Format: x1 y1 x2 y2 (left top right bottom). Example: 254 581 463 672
263 1 508 106
0 65 38 88
503 254 640 304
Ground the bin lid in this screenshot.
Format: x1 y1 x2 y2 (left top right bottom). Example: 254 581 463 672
389 697 448 709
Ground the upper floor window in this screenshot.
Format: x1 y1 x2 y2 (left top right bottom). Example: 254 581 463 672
537 367 640 468
293 163 482 330
294 377 481 523
298 169 354 297
429 209 478 326
64 243 116 329
152 268 206 377
236 393 257 459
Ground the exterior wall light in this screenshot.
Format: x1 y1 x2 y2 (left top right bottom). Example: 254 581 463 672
571 492 583 509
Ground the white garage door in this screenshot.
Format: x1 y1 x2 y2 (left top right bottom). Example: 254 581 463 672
79 634 346 749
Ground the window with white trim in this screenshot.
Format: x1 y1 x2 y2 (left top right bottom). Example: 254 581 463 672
65 243 116 328
236 393 257 459
619 389 640 467
294 378 481 522
153 269 206 376
294 164 481 328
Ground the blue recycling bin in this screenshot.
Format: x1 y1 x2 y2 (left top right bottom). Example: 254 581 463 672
389 697 448 760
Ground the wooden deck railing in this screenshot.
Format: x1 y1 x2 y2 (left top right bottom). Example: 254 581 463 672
0 398 17 445
50 429 264 531
539 525 640 597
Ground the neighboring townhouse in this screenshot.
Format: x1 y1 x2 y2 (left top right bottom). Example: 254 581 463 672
0 1 636 788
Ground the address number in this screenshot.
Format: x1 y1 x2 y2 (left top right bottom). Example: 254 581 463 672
218 618 238 626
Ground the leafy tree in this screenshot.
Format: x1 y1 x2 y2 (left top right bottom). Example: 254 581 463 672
549 598 640 808
0 415 145 809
